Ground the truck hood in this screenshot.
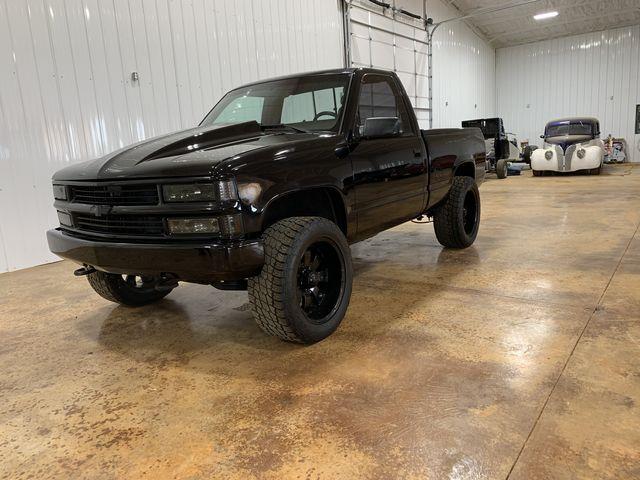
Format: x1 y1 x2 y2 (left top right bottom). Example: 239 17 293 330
53 121 325 181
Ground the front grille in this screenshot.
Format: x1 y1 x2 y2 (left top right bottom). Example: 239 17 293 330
73 214 165 236
70 184 159 206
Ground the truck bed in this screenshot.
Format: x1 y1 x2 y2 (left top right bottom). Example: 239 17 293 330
421 127 486 168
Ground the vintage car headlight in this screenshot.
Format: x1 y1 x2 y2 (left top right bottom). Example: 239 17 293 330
544 150 553 160
52 184 69 201
577 148 586 159
162 179 237 202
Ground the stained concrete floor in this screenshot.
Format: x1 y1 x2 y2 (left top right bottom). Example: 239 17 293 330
1 165 640 479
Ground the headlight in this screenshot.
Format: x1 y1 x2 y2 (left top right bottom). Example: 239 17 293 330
166 218 220 234
162 179 238 203
577 148 586 159
57 211 72 227
166 214 243 236
162 184 216 202
53 184 68 201
545 150 553 160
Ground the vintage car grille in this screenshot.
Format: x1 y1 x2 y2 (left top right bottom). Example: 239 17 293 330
564 144 577 171
70 184 159 206
73 214 165 236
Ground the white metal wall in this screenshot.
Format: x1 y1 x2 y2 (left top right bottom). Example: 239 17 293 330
348 0 431 126
427 0 496 129
346 0 496 129
0 0 344 273
496 25 640 162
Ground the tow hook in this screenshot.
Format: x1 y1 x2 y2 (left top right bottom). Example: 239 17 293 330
74 265 96 276
155 275 179 292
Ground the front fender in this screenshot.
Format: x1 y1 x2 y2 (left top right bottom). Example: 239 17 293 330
237 177 349 236
572 145 603 170
531 146 561 171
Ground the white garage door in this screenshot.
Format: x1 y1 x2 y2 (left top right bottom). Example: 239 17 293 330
346 0 430 127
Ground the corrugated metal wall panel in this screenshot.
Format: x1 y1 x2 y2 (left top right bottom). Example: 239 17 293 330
0 0 344 272
347 0 496 129
497 25 640 162
427 0 496 129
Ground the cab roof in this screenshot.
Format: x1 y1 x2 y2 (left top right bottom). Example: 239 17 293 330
235 67 394 89
547 117 599 126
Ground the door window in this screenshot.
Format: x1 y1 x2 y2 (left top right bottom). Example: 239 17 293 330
357 75 414 135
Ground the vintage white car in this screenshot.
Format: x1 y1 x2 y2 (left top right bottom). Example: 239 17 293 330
531 117 604 176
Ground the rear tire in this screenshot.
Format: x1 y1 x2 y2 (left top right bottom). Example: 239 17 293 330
433 176 480 249
496 159 508 179
532 169 543 177
87 271 173 306
590 166 601 175
248 217 353 344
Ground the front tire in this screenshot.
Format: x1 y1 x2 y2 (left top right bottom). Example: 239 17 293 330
433 176 480 249
496 159 508 179
248 217 353 344
87 271 173 306
532 169 543 177
590 166 601 175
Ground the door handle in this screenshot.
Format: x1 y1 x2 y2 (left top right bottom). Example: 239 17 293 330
413 149 422 158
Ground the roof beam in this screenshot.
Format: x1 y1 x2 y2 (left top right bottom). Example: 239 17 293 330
487 5 640 42
437 0 491 41
472 0 633 29
432 0 543 27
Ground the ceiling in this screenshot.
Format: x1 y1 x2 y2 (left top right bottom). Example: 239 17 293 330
442 0 640 48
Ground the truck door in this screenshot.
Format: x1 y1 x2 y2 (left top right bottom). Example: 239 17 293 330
349 74 427 237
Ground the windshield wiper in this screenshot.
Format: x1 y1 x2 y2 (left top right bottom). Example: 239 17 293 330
260 123 310 134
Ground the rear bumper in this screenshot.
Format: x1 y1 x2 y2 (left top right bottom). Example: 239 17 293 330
46 229 264 283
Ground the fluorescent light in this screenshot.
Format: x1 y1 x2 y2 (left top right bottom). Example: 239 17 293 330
534 11 559 20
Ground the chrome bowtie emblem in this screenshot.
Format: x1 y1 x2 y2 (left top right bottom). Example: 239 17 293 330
89 204 111 217
106 185 123 196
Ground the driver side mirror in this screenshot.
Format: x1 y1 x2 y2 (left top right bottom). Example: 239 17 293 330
540 134 544 139
361 117 402 139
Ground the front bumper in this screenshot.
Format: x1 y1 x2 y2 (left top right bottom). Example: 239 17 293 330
47 229 264 283
531 146 602 172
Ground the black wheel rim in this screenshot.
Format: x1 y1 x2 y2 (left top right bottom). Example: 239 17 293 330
122 275 156 294
296 240 345 324
462 190 478 235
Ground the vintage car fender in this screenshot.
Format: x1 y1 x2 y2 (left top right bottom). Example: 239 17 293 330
531 141 604 172
531 145 562 171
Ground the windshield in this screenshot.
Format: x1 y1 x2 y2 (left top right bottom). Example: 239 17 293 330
545 121 594 137
201 74 350 132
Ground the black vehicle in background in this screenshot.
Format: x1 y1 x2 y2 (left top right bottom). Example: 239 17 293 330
521 144 538 164
48 68 486 344
461 117 520 179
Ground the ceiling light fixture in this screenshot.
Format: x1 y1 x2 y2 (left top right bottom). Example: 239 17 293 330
533 11 559 20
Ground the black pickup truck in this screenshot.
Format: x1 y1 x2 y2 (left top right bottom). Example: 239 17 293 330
48 68 485 343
